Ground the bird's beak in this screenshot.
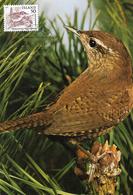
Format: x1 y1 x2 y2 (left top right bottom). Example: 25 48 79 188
64 25 80 37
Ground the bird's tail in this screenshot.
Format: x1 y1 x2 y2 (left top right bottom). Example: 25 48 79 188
0 112 49 133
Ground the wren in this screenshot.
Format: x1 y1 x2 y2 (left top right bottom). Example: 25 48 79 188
0 26 133 140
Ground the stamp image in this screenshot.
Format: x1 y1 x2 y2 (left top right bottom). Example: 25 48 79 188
4 5 38 32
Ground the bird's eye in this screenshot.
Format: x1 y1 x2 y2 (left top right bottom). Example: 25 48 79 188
89 39 96 48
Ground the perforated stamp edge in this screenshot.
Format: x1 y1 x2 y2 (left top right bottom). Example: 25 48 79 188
4 5 39 32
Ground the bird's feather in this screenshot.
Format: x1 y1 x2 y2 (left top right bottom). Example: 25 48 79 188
44 69 132 138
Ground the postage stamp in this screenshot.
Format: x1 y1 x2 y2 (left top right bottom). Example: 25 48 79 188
4 5 38 32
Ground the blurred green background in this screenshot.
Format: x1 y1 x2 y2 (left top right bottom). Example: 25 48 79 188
0 0 133 194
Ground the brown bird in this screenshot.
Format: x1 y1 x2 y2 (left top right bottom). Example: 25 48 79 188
0 26 133 141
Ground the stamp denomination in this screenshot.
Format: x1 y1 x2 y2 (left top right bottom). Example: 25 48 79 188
4 5 38 32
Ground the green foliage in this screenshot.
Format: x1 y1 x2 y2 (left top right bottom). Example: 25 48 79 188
0 0 133 194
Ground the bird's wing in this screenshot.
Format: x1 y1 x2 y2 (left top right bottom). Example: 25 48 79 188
44 85 130 137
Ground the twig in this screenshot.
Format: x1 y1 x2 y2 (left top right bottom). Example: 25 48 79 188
74 141 121 195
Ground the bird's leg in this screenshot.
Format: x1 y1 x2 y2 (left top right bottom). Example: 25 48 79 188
70 139 111 163
68 138 111 165
76 144 98 163
68 137 98 163
75 140 121 164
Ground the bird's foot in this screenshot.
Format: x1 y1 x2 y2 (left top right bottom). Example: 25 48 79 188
74 140 121 182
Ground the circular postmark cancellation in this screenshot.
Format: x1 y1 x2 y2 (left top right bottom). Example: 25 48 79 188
4 5 39 32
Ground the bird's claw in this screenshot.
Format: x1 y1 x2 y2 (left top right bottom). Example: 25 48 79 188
74 141 121 183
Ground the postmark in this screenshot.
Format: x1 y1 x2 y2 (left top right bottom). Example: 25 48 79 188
4 5 38 32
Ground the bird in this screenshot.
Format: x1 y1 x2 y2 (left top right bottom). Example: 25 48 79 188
0 26 133 141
